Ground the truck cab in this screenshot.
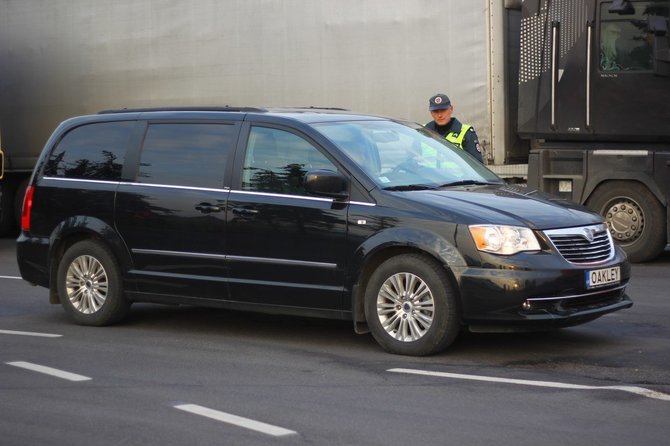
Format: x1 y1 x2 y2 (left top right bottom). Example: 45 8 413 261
523 0 670 262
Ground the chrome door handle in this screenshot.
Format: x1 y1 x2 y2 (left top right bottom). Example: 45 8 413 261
232 207 259 216
195 203 223 213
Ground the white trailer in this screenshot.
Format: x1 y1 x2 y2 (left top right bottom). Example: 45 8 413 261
0 0 513 159
1 0 519 232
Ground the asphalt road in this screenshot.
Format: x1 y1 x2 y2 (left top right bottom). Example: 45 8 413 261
1 237 669 445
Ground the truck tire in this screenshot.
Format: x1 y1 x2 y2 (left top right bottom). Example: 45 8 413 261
57 239 131 326
364 253 460 356
586 181 666 263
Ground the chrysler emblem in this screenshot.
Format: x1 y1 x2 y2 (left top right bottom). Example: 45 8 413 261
583 228 596 242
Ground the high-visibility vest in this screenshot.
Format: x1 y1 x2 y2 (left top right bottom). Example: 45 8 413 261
420 121 472 169
445 124 472 150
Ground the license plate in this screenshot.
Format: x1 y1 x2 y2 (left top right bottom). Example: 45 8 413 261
586 266 620 288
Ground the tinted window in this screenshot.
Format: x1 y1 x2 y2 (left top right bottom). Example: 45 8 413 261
313 120 500 189
241 126 336 195
600 1 668 72
44 121 134 180
138 123 235 189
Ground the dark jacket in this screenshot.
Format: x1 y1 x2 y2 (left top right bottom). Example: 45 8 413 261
426 117 484 163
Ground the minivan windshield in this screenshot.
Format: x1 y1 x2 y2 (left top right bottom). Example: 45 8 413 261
312 119 502 190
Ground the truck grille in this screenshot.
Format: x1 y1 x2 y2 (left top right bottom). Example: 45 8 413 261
544 224 614 264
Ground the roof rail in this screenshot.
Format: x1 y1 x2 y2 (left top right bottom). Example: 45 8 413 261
97 106 267 114
276 106 350 111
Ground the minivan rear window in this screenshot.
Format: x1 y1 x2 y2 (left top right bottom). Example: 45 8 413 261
44 121 134 180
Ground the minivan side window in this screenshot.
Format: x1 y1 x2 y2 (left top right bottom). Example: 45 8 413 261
44 121 134 180
241 126 336 195
138 123 235 189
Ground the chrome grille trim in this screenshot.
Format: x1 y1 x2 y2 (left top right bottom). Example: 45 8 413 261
526 283 627 303
522 284 629 315
543 223 614 264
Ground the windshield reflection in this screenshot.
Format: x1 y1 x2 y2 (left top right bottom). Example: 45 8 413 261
313 120 502 189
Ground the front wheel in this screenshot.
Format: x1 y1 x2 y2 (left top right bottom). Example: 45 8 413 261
57 239 130 325
586 181 666 263
364 254 460 356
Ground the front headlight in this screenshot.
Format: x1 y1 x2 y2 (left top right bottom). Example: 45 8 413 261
468 225 541 255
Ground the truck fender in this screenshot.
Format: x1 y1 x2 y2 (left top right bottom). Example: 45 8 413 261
582 172 666 207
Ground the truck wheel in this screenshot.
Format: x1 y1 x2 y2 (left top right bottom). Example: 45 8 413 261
364 253 460 356
57 239 130 326
586 182 666 263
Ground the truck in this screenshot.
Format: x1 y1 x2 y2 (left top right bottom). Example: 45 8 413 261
1 0 668 261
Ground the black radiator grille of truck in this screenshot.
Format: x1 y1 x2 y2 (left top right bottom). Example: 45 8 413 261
544 225 613 264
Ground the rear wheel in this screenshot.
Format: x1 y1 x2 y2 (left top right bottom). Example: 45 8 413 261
57 239 130 325
586 181 666 263
364 253 460 356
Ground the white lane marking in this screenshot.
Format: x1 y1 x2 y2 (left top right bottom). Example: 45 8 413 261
174 404 297 437
388 368 670 402
7 361 92 382
0 329 62 338
0 275 22 280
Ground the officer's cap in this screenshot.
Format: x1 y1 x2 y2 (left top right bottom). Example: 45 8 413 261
429 93 452 111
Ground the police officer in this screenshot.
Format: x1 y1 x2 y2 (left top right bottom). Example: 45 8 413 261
425 93 484 163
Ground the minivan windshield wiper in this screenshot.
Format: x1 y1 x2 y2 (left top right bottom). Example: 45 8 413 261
383 184 437 191
437 180 500 188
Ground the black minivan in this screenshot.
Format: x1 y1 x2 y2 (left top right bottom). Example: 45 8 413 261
17 107 632 356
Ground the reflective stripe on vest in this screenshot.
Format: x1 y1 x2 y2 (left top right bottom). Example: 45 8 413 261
445 124 471 150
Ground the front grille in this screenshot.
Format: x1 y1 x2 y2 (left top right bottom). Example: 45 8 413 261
544 224 614 264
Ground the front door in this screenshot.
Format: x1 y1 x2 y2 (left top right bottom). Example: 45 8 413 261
225 124 348 311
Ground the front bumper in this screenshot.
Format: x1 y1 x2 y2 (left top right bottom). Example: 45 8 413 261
520 283 630 318
453 249 632 329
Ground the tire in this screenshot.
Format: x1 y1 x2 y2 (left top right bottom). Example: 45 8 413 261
364 253 460 356
586 182 666 263
57 239 130 325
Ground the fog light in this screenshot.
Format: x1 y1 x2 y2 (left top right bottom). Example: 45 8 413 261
559 180 572 193
522 300 532 310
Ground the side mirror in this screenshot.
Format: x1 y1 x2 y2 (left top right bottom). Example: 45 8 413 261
609 0 635 14
304 169 348 200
